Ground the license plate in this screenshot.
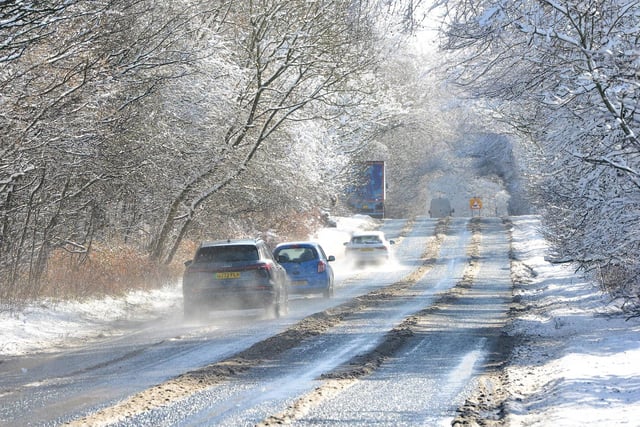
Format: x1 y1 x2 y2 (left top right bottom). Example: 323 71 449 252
291 280 306 286
216 271 241 279
359 248 374 252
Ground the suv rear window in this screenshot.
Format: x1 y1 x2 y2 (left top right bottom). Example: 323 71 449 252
194 245 259 263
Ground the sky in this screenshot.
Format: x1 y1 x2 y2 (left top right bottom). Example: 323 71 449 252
1 215 638 425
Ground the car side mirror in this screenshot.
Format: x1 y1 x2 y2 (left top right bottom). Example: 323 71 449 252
389 240 395 245
327 255 335 262
184 260 193 267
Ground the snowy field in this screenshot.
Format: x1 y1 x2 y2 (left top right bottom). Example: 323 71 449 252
1 215 639 425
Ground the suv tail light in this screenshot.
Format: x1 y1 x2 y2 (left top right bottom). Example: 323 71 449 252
244 262 273 278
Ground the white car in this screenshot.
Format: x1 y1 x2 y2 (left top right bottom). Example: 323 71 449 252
344 231 394 265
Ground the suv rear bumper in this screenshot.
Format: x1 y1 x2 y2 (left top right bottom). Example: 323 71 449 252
184 286 277 309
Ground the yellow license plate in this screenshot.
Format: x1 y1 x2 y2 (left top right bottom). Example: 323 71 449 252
216 271 241 279
360 248 374 251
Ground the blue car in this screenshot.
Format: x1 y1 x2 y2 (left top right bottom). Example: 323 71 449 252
274 241 335 298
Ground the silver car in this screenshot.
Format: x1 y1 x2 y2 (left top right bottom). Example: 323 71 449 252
344 231 394 266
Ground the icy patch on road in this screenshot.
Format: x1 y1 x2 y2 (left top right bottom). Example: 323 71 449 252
448 338 487 386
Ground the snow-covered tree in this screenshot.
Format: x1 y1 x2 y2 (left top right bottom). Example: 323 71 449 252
0 0 233 299
438 0 640 293
0 0 426 301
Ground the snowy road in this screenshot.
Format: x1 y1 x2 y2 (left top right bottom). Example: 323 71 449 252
296 217 511 426
0 217 513 426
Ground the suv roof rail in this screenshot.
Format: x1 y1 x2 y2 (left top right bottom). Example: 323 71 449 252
199 238 265 247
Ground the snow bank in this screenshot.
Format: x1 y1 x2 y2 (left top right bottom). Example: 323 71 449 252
0 285 182 356
506 215 640 426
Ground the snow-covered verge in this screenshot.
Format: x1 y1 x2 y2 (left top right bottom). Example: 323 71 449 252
503 215 640 425
0 285 183 356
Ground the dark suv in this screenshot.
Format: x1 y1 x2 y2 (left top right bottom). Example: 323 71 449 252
182 239 288 319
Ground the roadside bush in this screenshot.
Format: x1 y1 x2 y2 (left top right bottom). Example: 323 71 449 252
38 242 193 301
3 209 322 308
597 263 640 318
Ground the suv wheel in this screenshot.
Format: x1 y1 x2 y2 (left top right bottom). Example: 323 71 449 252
278 293 289 317
267 290 288 318
266 302 279 318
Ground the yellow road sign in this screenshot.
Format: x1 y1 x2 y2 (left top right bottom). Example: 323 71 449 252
469 197 482 210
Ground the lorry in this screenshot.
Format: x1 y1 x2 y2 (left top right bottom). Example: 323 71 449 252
429 198 454 218
347 161 386 219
